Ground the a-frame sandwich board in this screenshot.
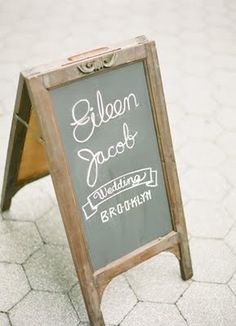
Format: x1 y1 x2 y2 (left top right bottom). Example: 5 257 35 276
1 36 192 326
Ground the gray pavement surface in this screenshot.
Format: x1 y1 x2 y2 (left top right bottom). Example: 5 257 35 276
1 0 236 325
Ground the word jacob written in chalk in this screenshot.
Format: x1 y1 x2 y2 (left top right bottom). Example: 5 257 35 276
70 89 159 223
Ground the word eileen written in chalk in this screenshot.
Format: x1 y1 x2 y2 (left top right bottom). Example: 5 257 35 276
71 90 139 143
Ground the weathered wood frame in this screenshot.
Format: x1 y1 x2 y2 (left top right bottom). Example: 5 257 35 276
1 36 192 325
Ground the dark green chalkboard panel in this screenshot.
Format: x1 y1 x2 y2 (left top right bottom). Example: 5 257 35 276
50 61 172 270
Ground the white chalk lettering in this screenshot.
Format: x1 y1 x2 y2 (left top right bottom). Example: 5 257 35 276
100 190 152 223
77 123 138 187
101 210 109 223
82 168 158 220
71 90 139 143
93 172 147 201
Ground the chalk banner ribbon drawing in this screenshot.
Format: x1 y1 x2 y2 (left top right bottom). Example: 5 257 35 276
82 167 158 220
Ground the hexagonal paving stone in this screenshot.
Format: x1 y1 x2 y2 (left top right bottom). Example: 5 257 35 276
0 263 30 311
69 283 89 323
171 126 188 151
69 275 137 325
229 271 236 295
211 70 236 88
36 206 68 246
216 132 236 159
0 139 8 172
167 102 186 128
0 220 42 263
180 87 217 116
0 313 10 326
213 77 236 107
179 142 225 168
224 190 236 220
9 291 79 326
180 56 212 77
125 253 190 303
101 275 138 325
2 181 54 222
181 169 229 200
210 53 236 70
185 200 233 238
0 114 11 142
37 176 57 203
219 159 236 188
24 244 77 292
177 282 236 326
225 225 236 254
190 238 236 283
216 107 236 131
120 302 186 326
177 115 222 141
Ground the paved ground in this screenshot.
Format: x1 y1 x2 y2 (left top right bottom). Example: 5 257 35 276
1 0 236 325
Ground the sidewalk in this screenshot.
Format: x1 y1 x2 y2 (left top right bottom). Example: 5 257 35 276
1 0 236 325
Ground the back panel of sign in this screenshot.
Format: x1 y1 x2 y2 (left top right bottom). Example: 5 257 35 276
49 61 172 270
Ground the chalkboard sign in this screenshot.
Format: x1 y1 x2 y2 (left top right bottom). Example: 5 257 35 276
1 36 192 325
50 61 172 270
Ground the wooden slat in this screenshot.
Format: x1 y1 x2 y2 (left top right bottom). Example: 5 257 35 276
41 44 147 89
17 109 49 182
26 76 105 325
1 75 31 211
22 35 148 80
144 41 193 280
94 231 179 297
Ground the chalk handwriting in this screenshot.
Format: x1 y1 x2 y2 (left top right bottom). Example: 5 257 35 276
93 172 147 201
100 190 152 223
82 168 158 220
71 90 139 143
77 122 138 187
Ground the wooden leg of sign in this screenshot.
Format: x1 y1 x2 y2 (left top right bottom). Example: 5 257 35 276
26 77 105 326
170 173 192 280
1 188 13 212
1 75 49 212
1 75 31 212
167 171 192 281
144 41 193 281
178 234 193 281
79 285 104 325
75 271 104 325
172 188 193 280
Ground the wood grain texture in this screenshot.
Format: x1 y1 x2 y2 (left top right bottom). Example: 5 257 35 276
144 41 193 280
26 76 104 325
41 44 147 89
17 109 49 182
1 74 32 211
94 231 180 298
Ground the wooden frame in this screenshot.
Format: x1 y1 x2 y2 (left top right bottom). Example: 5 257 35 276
1 36 192 325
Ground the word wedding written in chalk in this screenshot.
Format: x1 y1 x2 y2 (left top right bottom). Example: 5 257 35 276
70 89 158 222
